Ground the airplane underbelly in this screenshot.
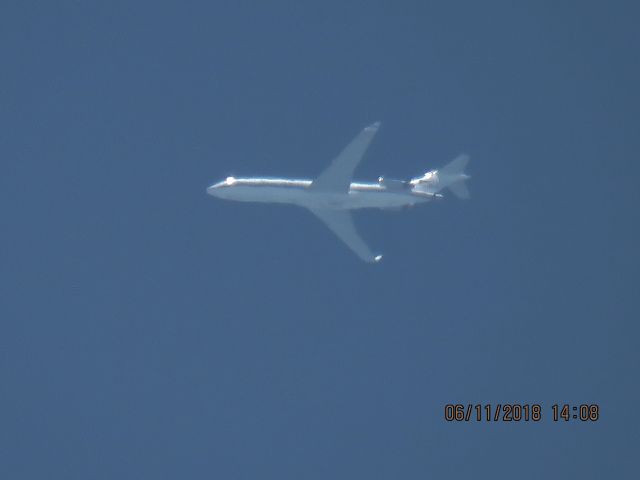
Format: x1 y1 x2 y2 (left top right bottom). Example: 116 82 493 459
298 191 422 209
304 191 420 209
344 191 419 209
222 186 308 203
222 186 422 209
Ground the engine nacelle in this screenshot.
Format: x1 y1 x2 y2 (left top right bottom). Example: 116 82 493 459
410 170 439 187
378 176 408 191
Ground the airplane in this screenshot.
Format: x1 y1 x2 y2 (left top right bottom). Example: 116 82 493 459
207 122 470 263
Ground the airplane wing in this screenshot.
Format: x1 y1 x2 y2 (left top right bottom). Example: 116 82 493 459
309 122 381 193
309 208 382 263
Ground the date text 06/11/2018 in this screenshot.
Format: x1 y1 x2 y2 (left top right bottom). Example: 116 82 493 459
444 404 600 422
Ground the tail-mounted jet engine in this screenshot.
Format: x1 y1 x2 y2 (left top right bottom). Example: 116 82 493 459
409 170 439 188
378 176 409 191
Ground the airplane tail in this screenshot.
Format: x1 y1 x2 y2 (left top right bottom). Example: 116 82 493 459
440 154 470 199
411 154 471 199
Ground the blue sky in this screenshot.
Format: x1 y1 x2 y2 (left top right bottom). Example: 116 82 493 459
2 2 639 478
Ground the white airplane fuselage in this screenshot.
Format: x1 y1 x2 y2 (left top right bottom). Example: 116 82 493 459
206 122 469 262
207 177 436 210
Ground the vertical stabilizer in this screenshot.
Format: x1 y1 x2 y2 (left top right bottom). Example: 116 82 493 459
438 154 471 199
410 154 471 199
447 179 470 199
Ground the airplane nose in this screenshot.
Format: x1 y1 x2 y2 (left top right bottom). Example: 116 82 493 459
207 177 236 196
